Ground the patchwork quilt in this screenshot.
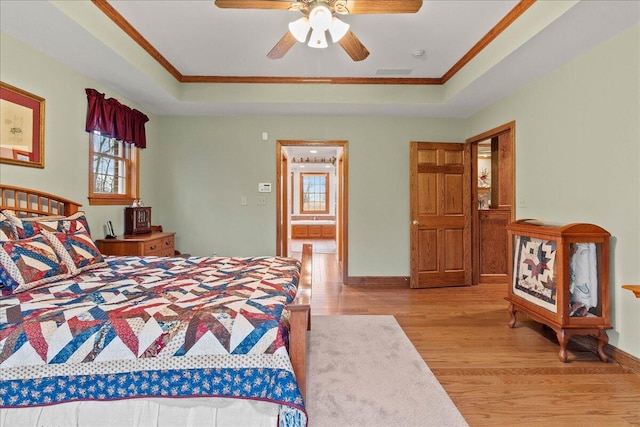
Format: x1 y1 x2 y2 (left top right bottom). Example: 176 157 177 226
512 236 558 313
0 255 306 426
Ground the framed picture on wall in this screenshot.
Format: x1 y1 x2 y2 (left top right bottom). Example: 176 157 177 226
0 81 45 168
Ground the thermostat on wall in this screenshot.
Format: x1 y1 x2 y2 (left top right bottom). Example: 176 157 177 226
258 183 272 193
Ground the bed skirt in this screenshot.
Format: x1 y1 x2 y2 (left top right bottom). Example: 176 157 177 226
0 397 279 427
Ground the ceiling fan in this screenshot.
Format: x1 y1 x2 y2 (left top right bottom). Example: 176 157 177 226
214 0 423 62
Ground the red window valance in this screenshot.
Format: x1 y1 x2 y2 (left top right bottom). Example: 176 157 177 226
85 88 149 148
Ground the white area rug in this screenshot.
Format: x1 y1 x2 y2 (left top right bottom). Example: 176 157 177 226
306 315 468 427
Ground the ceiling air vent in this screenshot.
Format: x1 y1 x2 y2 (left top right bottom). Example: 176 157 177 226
375 69 413 76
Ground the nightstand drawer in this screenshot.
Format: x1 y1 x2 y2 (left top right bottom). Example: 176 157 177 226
147 247 175 257
143 235 174 256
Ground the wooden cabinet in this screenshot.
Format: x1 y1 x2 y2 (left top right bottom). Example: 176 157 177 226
476 208 511 284
96 231 175 257
321 225 335 238
505 220 611 362
124 207 151 235
291 224 335 239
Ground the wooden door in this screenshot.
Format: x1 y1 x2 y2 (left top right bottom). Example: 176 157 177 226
410 142 471 288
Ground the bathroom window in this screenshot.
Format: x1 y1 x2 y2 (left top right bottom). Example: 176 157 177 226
300 173 329 214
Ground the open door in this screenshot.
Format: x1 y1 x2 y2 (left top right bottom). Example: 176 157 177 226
410 142 471 288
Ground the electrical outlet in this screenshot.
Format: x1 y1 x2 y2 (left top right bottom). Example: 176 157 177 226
518 198 527 208
257 196 267 206
241 196 247 206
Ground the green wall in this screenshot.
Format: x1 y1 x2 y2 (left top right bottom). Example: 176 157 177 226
151 115 465 272
465 24 640 356
1 24 638 358
0 32 160 238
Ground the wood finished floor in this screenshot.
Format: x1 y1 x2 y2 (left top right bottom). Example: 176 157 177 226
289 239 337 255
295 252 640 427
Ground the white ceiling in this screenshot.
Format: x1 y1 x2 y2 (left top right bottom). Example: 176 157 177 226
0 1 638 118
108 0 519 78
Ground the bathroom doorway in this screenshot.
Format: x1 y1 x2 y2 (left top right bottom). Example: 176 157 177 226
276 140 348 281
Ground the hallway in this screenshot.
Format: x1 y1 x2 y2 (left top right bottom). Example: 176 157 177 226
289 238 336 255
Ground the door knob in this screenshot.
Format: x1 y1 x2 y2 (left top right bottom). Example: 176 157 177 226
412 220 419 226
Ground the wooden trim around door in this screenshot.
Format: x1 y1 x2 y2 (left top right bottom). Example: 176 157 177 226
276 140 348 284
467 121 516 286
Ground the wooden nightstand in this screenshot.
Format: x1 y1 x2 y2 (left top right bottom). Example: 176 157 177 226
96 231 175 257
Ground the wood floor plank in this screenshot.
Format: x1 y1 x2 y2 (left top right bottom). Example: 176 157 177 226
300 252 640 426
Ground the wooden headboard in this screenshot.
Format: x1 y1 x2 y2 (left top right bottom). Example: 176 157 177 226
0 185 82 217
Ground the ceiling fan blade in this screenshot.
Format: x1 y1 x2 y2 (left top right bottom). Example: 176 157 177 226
342 0 422 14
214 0 295 10
267 31 298 59
337 29 369 61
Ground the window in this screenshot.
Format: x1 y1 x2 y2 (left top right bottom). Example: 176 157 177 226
88 133 139 205
300 173 329 214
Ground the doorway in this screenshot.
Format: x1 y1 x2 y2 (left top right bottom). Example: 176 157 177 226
409 122 515 288
467 121 515 285
276 140 348 283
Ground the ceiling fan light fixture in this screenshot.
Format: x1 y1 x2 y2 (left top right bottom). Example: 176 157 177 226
218 0 422 61
308 28 329 48
308 5 332 31
328 16 349 43
288 17 310 43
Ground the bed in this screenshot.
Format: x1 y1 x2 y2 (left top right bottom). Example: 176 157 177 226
0 185 312 427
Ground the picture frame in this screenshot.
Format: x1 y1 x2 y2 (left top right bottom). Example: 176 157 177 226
0 81 45 168
12 149 30 161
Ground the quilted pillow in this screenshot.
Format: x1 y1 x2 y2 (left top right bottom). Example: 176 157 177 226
60 211 91 235
5 211 90 239
0 234 70 293
2 210 63 239
42 230 106 274
0 213 18 241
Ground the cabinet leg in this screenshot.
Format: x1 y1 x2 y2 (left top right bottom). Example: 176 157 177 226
596 329 610 362
556 329 569 362
507 303 517 328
